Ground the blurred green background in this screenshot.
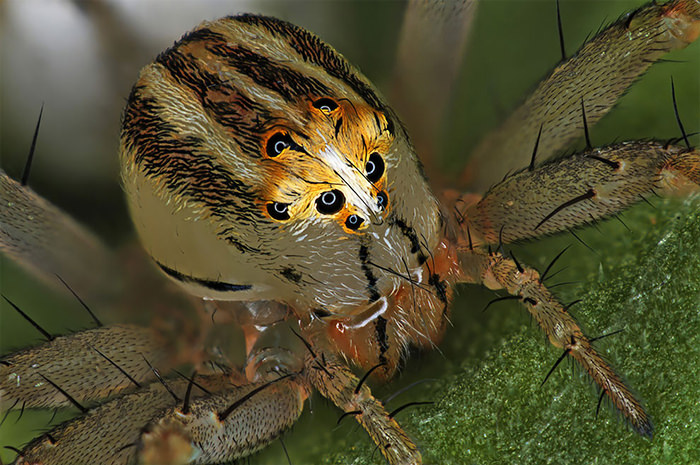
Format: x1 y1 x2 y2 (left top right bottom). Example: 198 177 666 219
1 1 698 464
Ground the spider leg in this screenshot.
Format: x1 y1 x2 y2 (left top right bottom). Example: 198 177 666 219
1 325 165 410
462 0 700 191
4 324 305 465
305 350 422 465
391 0 477 183
136 374 307 465
0 169 121 309
451 142 699 246
11 371 303 465
458 248 653 437
11 376 201 465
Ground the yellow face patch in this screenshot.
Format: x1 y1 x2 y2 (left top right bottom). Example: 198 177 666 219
258 97 395 233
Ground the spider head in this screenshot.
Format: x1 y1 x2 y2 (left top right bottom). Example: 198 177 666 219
119 15 442 315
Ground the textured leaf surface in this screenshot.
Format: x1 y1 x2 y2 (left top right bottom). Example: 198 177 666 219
320 197 700 465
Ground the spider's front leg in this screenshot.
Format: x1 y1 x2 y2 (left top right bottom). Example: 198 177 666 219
3 322 309 465
462 0 700 191
446 141 700 436
453 141 699 246
304 349 422 465
458 249 653 437
10 369 307 465
135 368 307 465
141 331 424 465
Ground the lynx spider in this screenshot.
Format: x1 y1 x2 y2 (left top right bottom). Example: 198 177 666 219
1 0 700 464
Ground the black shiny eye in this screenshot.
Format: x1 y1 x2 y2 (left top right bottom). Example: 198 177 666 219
345 214 364 230
376 191 388 210
267 202 290 220
266 132 294 157
365 152 385 183
315 189 345 215
313 97 338 113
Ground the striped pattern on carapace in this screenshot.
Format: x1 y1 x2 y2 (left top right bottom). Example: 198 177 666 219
120 14 445 341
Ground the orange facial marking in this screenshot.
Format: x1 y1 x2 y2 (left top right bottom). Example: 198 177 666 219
255 96 396 231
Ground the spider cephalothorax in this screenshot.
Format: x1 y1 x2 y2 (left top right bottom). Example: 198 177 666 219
121 16 442 318
1 2 699 465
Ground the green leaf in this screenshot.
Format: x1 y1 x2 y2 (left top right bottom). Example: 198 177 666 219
316 198 700 465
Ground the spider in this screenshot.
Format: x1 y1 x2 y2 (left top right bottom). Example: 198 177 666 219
1 0 700 464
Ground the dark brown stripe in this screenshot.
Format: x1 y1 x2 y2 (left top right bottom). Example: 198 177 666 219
280 266 303 283
155 48 270 157
313 308 332 318
334 117 343 138
359 244 381 303
219 229 264 254
375 315 389 365
428 273 448 305
428 272 449 317
388 214 427 264
155 47 222 98
175 27 229 49
229 14 385 111
156 261 252 292
121 87 259 226
383 110 395 136
372 112 382 132
204 42 333 102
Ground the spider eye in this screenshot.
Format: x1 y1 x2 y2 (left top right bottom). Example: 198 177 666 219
266 132 294 157
267 202 291 220
345 214 364 230
376 191 388 210
315 189 345 215
313 97 339 114
365 153 385 183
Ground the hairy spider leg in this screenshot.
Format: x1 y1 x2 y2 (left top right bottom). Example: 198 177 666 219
462 0 700 191
454 142 700 246
458 249 653 437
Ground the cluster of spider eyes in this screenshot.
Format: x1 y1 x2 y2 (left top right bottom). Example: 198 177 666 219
265 97 388 231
